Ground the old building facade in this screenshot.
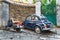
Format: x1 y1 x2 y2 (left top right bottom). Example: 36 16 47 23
0 0 35 27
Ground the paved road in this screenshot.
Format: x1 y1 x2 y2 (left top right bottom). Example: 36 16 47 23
0 29 60 40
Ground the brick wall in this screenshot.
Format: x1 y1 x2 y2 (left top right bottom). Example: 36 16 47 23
9 3 35 22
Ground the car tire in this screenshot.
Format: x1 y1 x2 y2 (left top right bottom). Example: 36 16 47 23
35 26 42 34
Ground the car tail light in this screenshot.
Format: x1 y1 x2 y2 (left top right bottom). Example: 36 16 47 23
45 25 48 28
44 24 47 28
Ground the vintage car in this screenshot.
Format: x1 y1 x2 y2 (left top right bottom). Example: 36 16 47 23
22 14 53 33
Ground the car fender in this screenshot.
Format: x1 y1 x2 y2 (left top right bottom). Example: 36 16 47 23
34 24 43 30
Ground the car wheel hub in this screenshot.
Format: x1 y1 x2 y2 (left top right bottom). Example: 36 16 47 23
35 27 40 33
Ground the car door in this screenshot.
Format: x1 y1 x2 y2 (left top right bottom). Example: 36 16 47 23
30 15 39 29
25 15 36 29
24 15 39 29
24 15 32 29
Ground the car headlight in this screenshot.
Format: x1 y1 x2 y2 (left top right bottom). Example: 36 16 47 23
43 23 48 28
43 23 46 26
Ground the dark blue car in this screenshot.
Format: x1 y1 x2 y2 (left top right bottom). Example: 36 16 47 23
22 14 53 33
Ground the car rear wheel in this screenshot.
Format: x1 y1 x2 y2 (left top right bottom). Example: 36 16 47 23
35 26 42 34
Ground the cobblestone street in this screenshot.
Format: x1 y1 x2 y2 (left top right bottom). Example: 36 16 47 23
0 28 60 40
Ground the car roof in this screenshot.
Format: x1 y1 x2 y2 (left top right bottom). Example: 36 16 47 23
30 14 47 18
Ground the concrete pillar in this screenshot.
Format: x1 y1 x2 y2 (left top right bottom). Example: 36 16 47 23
0 3 2 27
35 1 41 17
56 0 60 26
2 2 9 27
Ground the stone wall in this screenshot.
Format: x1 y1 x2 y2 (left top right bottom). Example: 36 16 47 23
9 3 35 22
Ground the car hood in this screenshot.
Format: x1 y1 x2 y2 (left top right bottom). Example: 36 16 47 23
37 20 51 25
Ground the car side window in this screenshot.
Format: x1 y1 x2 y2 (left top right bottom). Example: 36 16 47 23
31 16 39 20
26 16 31 20
35 17 39 20
31 16 35 20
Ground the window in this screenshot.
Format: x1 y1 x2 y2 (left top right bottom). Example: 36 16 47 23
35 17 39 20
26 16 31 20
31 16 39 20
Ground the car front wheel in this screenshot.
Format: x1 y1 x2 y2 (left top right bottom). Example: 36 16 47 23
35 26 42 34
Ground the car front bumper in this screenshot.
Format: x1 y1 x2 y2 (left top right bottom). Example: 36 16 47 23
42 27 56 31
42 28 51 30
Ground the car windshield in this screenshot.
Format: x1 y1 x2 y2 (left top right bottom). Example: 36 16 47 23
39 15 47 21
41 18 47 20
40 18 48 22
